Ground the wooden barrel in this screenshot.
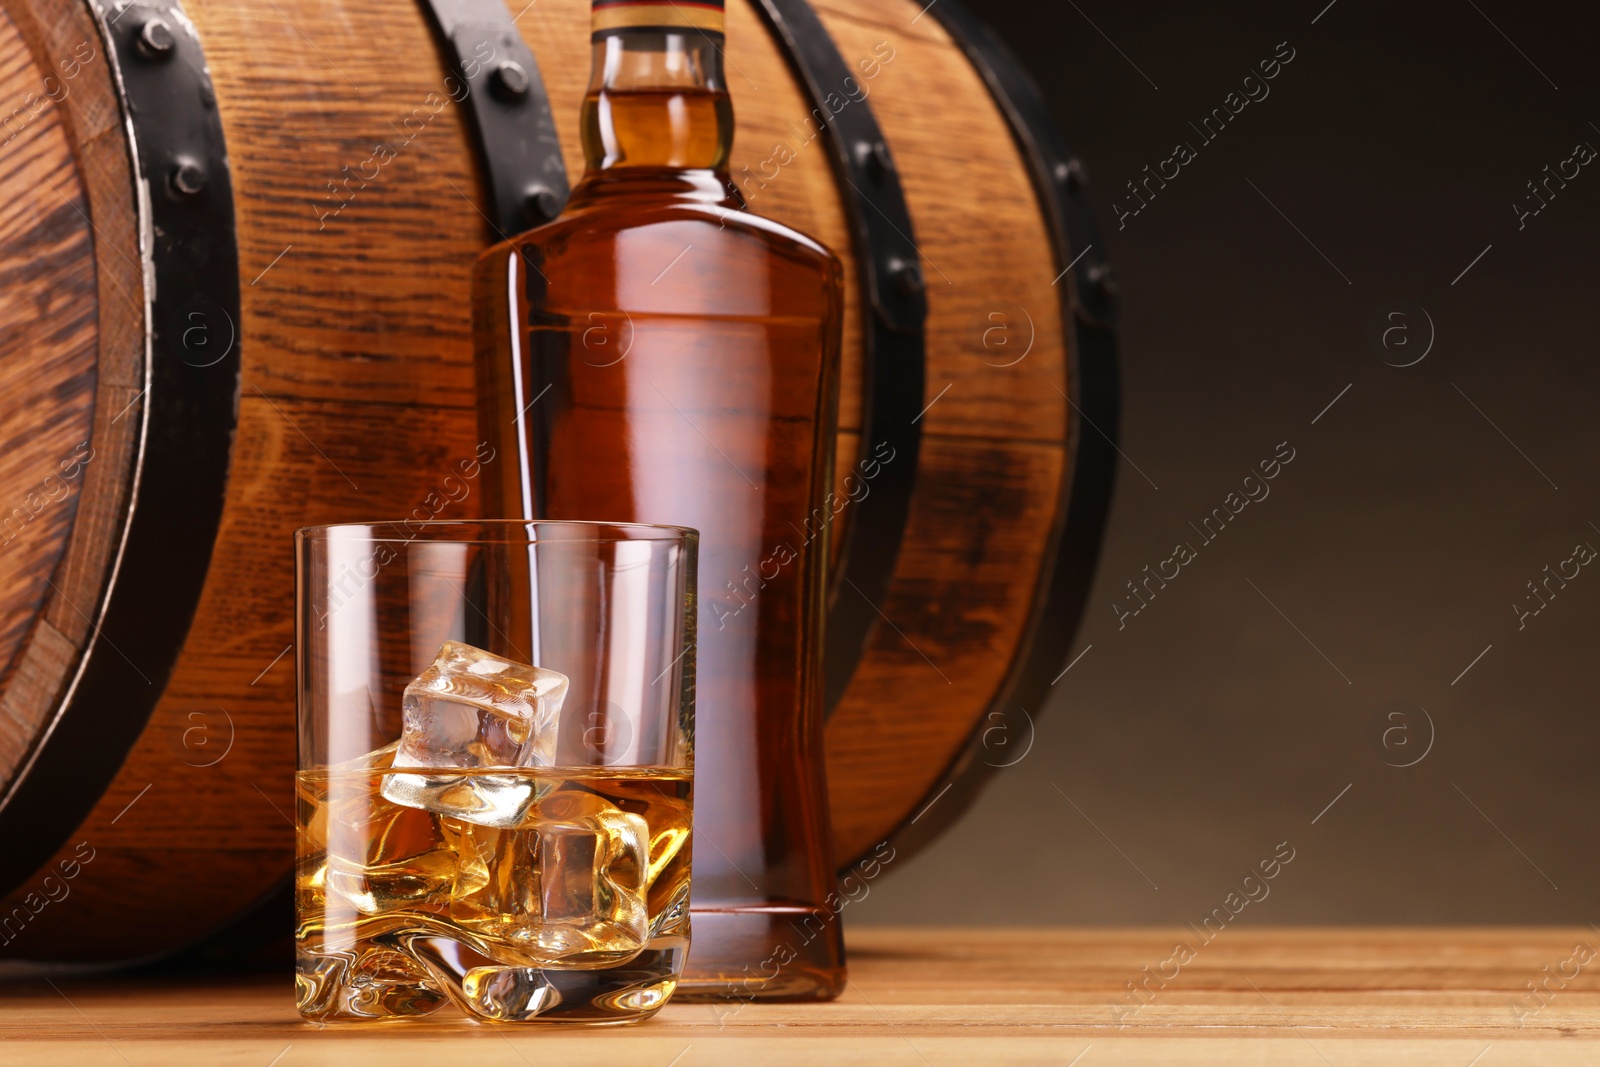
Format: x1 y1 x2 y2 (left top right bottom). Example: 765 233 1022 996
0 0 1114 961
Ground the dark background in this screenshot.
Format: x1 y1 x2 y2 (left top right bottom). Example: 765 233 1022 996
854 0 1600 925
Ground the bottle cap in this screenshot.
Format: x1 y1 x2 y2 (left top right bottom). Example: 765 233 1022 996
592 0 725 35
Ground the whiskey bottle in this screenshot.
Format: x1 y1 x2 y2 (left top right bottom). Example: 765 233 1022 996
473 0 847 999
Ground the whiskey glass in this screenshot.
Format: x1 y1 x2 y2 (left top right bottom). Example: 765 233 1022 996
294 520 696 1024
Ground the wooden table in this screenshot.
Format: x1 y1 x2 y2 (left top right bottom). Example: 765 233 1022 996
5 928 1600 1065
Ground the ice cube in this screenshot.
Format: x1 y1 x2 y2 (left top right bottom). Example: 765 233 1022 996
381 773 540 831
438 790 650 966
395 641 568 769
324 843 456 916
310 763 455 917
530 791 652 962
381 642 568 828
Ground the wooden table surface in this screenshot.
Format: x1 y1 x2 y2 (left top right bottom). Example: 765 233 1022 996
5 927 1600 1065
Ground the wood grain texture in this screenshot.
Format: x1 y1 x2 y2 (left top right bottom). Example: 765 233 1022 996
0 0 1080 958
0 0 144 805
812 0 1070 443
0 4 97 745
4 928 1599 1064
0 0 495 960
827 440 1065 861
0 396 481 960
197 0 485 410
806 0 1073 865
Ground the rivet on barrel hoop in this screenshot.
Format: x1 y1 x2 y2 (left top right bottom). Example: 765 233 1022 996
490 60 531 102
1056 157 1088 193
419 0 571 237
1087 261 1116 297
523 185 561 228
889 256 924 297
170 159 206 197
855 139 894 180
136 17 175 60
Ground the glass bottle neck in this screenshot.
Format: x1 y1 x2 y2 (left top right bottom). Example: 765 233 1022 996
579 32 733 179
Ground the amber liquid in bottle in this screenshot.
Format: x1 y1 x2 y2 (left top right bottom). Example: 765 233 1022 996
473 26 845 999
